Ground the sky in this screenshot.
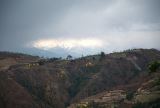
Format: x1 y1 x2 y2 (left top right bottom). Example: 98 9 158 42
0 0 160 57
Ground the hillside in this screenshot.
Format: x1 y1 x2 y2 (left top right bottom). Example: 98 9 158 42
0 49 160 108
68 69 160 108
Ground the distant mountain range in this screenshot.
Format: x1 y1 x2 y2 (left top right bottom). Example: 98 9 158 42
0 48 160 108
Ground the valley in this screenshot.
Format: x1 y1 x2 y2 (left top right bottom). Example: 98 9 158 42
0 49 160 108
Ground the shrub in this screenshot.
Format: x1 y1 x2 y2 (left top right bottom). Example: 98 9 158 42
148 61 160 73
132 98 160 108
126 91 134 100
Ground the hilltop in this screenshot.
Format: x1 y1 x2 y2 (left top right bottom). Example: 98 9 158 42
0 49 160 108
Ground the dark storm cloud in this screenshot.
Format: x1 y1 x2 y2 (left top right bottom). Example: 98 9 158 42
0 0 75 50
0 0 160 57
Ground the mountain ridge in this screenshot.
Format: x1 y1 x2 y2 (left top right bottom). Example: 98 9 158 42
0 48 160 108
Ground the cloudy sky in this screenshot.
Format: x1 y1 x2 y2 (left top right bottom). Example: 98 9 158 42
0 0 160 57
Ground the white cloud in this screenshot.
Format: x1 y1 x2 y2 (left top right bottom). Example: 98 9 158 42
1 0 160 57
30 38 104 50
28 31 160 55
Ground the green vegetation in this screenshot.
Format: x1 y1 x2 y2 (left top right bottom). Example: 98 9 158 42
126 91 134 100
99 51 105 61
38 59 46 65
133 98 160 108
148 61 160 73
153 78 160 87
135 91 160 103
48 57 60 62
67 55 72 60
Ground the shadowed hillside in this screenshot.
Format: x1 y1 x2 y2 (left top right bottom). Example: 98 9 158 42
0 49 160 108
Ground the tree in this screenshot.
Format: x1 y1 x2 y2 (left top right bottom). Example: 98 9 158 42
99 52 105 61
38 59 46 65
92 57 95 61
66 55 72 60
